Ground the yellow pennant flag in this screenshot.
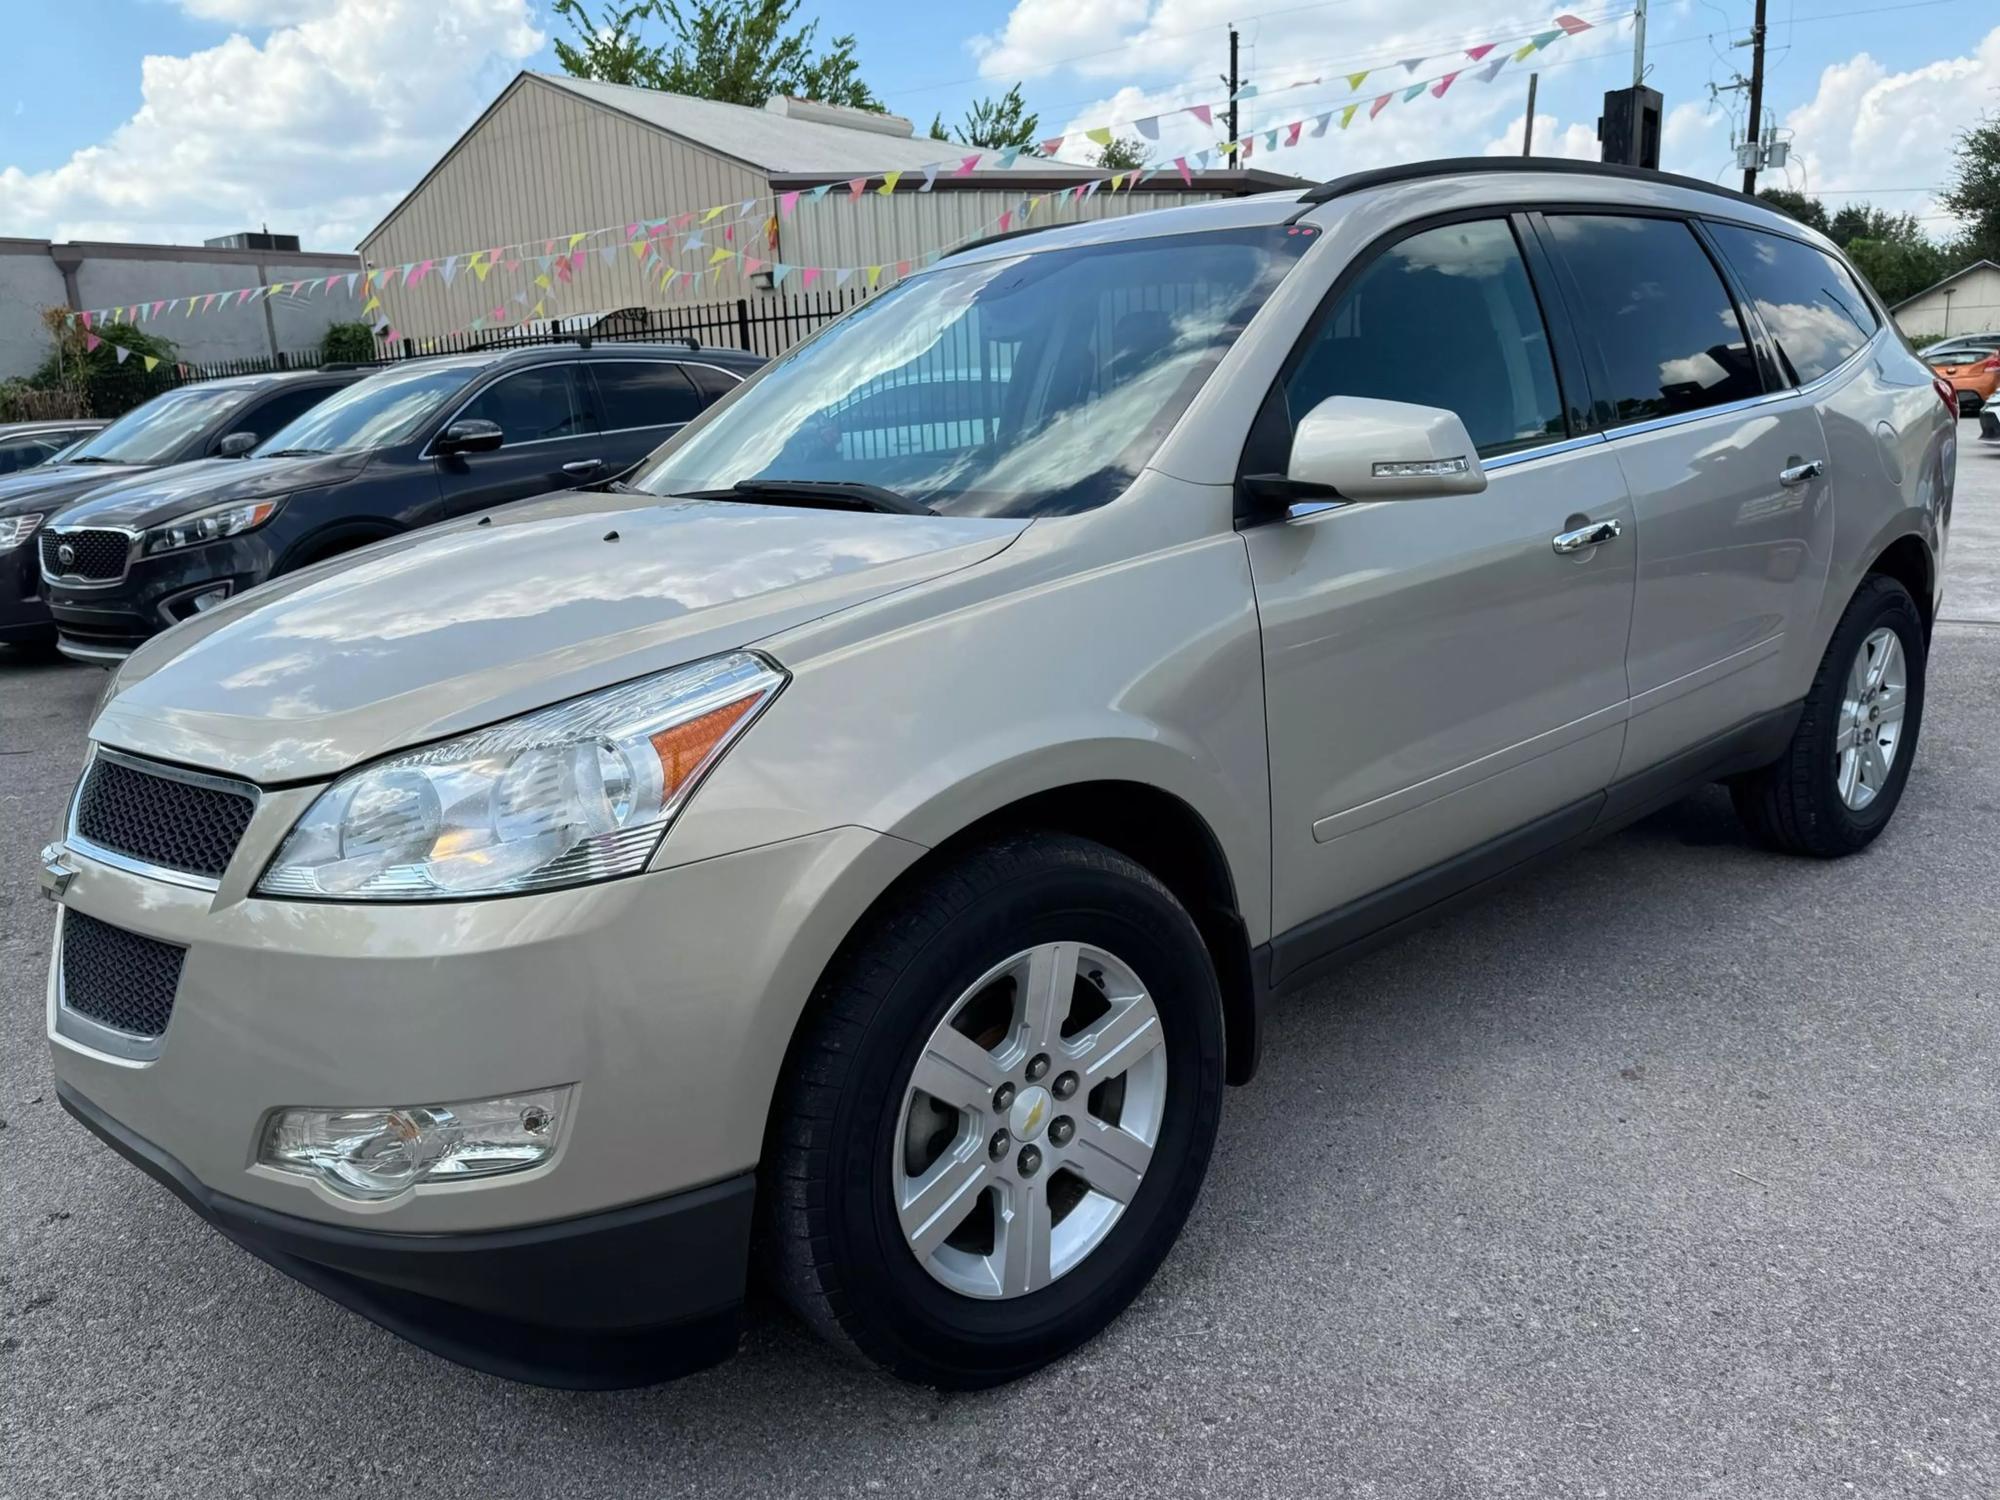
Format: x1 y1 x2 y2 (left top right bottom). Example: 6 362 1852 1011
1340 104 1359 128
701 204 725 223
708 248 732 264
879 171 902 195
660 268 678 291
1513 40 1536 60
1110 173 1125 191
567 231 586 249
1347 70 1368 89
530 299 545 319
631 240 650 260
534 273 552 289
143 355 159 372
362 294 381 314
1085 126 1113 147
866 265 882 288
472 254 491 282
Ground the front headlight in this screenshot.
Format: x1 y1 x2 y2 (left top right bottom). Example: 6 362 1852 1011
143 497 284 555
256 650 785 900
0 512 45 550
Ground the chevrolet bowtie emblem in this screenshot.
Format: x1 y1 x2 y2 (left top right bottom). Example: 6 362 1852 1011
39 844 75 902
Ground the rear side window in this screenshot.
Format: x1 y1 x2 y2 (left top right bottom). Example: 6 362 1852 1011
0 436 60 473
1285 217 1566 456
230 383 341 448
1708 224 1877 385
457 365 595 444
683 363 744 403
590 361 703 429
1544 214 1762 426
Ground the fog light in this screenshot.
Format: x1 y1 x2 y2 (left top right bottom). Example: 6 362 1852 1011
258 1086 571 1202
189 585 231 613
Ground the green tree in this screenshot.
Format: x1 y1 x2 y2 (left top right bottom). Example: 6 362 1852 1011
1095 137 1148 172
1757 187 1830 234
932 84 1041 151
32 312 178 419
319 321 378 364
1844 236 1948 305
552 0 880 110
1941 117 2000 262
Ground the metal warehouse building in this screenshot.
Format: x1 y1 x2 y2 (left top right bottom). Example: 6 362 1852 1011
358 72 1300 341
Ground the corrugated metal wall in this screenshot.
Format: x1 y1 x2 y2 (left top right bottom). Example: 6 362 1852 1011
782 189 1233 276
360 76 768 339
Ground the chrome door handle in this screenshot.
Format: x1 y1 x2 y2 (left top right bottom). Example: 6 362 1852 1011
562 458 604 476
1778 459 1824 486
1551 518 1622 554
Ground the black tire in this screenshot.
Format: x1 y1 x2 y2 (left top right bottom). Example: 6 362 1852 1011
763 833 1226 1388
1730 574 1926 856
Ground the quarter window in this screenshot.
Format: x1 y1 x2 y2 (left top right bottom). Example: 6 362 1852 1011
1707 223 1877 385
1285 218 1566 456
1544 214 1762 425
589 361 704 430
456 365 594 445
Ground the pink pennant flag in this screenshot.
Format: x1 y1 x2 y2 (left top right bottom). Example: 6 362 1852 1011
997 211 1012 233
802 267 821 289
1174 156 1191 185
1370 93 1392 119
80 310 94 329
236 288 253 305
847 176 867 200
958 154 981 176
1285 120 1302 146
150 300 165 317
896 260 910 278
1039 136 1065 155
625 222 641 240
84 333 101 352
780 190 800 218
571 248 586 270
1465 43 1496 60
1186 105 1213 129
1432 71 1461 97
1555 13 1591 32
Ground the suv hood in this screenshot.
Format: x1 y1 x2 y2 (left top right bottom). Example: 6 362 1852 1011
0 461 150 518
96 490 1025 782
53 452 363 528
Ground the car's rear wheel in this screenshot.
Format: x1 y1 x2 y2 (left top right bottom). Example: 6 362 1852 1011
1730 573 1926 856
764 833 1225 1387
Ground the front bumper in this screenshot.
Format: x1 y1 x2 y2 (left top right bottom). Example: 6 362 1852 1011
46 533 273 657
61 1082 752 1388
1 534 54 643
1980 406 1998 441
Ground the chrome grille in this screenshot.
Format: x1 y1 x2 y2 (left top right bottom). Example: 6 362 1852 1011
40 527 130 582
60 911 185 1039
71 752 258 883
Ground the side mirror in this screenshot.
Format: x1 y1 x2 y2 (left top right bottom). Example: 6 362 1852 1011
435 418 504 455
1251 395 1487 508
216 432 258 458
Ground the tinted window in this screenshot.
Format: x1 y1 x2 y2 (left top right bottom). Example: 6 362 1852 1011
590 361 702 429
259 362 483 455
457 365 594 444
1546 215 1762 425
0 436 60 474
226 383 341 449
683 363 744 403
1709 224 1876 385
1287 218 1565 456
67 386 251 465
631 227 1310 518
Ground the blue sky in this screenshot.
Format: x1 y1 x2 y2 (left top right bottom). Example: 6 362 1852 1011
2 0 1994 250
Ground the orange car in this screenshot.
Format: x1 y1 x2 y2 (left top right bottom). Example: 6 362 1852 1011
1928 344 2000 417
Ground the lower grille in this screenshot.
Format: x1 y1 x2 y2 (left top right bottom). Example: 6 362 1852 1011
61 911 186 1039
71 752 257 882
41 528 130 582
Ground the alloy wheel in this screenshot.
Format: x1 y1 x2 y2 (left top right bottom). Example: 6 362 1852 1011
1836 625 1907 811
892 941 1168 1299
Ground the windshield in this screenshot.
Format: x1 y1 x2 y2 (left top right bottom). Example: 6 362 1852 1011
64 386 252 465
256 361 484 455
629 226 1311 517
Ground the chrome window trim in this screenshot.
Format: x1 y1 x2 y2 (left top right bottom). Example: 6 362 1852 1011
1481 431 1610 472
65 745 261 893
52 908 169 1063
38 523 141 588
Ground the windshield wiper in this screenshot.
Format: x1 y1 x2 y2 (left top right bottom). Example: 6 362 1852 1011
64 455 123 465
680 479 936 516
262 447 327 458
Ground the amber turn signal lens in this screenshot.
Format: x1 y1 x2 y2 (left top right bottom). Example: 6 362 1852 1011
650 695 760 801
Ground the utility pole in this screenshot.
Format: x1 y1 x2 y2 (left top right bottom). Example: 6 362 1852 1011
1740 0 1768 193
1225 28 1241 151
1523 73 1539 155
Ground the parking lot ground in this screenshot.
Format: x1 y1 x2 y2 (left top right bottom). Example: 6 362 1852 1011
3 435 1998 1499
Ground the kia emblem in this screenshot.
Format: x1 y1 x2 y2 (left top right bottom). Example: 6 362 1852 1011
57 542 76 568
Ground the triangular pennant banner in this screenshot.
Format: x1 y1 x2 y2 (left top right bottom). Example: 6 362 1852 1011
1371 93 1393 119
1478 57 1507 82
1466 43 1496 60
1432 71 1461 97
1347 71 1369 90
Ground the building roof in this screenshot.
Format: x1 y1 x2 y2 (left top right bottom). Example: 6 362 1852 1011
532 73 1082 176
1890 258 2000 311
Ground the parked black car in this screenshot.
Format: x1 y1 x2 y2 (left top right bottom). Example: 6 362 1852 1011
41 341 762 660
0 419 105 475
1 371 363 647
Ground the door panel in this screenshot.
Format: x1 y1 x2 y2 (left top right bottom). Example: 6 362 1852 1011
433 363 605 517
1244 214 1635 937
1249 449 1635 930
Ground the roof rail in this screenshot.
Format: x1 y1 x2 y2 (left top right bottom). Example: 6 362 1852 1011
947 221 1064 259
1296 157 1773 212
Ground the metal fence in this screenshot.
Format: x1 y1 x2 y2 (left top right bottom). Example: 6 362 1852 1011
147 290 872 396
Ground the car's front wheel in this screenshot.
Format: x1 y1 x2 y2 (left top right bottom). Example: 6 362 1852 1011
764 834 1225 1387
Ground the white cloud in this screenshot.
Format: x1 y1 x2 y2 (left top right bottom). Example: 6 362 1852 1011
1483 114 1599 160
0 0 543 248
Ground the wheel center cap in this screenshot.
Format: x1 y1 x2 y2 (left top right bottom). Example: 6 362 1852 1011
1008 1085 1053 1142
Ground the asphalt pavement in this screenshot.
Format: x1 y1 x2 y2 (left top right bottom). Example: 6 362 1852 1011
3 433 1998 1499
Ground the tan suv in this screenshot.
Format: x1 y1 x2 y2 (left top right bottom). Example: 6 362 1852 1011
42 159 1954 1390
